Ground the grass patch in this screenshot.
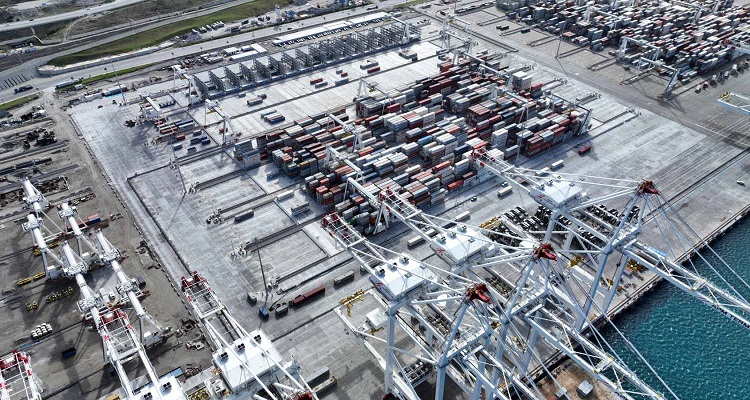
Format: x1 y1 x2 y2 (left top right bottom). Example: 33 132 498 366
71 0 212 34
79 64 153 85
0 94 39 111
0 20 68 43
394 0 429 8
49 0 286 67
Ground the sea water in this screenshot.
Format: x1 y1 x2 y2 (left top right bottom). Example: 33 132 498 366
601 215 750 399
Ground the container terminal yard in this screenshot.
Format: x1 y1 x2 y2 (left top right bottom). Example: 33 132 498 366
0 0 749 399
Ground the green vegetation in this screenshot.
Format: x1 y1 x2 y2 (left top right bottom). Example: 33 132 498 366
0 94 39 111
0 20 66 43
71 0 212 34
394 0 429 8
79 64 152 85
49 0 285 67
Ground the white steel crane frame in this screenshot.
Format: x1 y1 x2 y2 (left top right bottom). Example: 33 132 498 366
322 201 672 400
326 113 367 152
21 178 49 216
0 351 42 400
18 181 184 400
92 229 167 347
204 100 234 145
335 178 674 398
617 37 660 62
469 148 750 334
179 272 317 400
322 213 548 400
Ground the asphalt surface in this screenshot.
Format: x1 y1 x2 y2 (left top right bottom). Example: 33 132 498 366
0 2 407 103
1 0 146 32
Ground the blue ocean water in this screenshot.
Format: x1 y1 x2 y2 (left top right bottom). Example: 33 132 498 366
601 215 750 399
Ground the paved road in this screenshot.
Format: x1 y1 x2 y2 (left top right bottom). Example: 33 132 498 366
0 2 407 103
1 0 146 32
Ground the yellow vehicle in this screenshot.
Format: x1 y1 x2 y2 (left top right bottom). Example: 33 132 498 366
17 277 32 286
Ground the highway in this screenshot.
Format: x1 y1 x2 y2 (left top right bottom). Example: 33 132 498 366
0 2 406 104
1 0 146 32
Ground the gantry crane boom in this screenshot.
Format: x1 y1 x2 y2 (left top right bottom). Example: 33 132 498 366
92 230 167 345
326 181 670 400
469 147 750 333
19 181 184 400
180 272 316 400
21 178 49 216
22 214 64 276
58 203 99 255
322 213 530 400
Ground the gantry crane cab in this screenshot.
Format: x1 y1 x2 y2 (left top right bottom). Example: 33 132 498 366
368 256 437 302
527 179 585 209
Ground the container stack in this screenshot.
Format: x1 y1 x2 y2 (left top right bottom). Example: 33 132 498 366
245 58 591 230
519 0 749 79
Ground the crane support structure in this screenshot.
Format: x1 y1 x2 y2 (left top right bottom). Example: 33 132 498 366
18 180 185 400
0 351 42 400
469 147 750 332
717 92 750 116
205 100 234 144
321 134 750 399
617 37 660 61
21 178 49 216
180 272 316 400
58 203 99 255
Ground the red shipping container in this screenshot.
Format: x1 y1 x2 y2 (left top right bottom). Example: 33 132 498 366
386 103 401 113
447 180 464 191
471 140 488 150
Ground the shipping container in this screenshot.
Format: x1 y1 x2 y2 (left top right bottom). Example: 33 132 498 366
275 303 289 316
407 236 425 247
61 347 77 359
497 186 512 197
333 271 355 285
454 211 471 222
292 285 326 307
234 209 255 223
